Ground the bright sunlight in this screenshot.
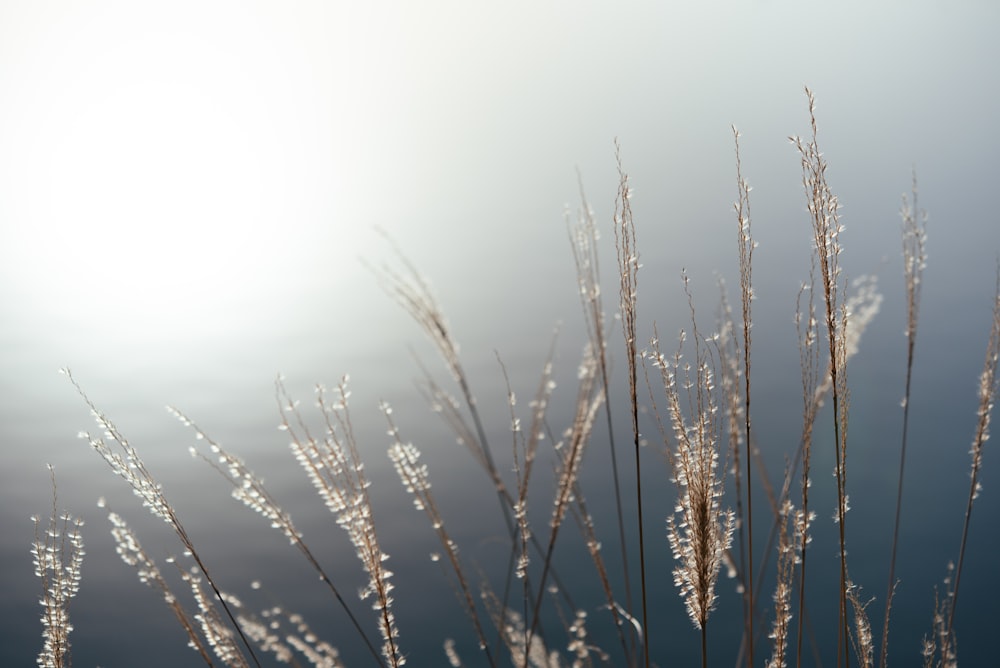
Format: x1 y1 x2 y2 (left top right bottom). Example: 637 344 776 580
0 3 371 343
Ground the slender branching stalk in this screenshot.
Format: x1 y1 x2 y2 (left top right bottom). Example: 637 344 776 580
276 376 404 667
178 563 250 668
371 241 525 650
99 499 215 666
498 356 535 650
173 407 385 667
63 369 262 668
568 477 634 666
943 265 1000 657
370 239 513 537
716 285 750 599
481 585 551 668
32 466 85 668
525 346 603 659
880 171 927 668
569 176 637 665
732 125 757 667
651 276 736 668
921 564 957 668
376 244 596 658
612 138 650 667
382 403 497 667
846 580 874 668
794 270 821 666
497 347 561 659
229 592 346 667
765 496 796 668
41 93 1000 667
790 87 852 667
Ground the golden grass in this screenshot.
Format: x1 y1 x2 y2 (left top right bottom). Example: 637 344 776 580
33 88 1000 667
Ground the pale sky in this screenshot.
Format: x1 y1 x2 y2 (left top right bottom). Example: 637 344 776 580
4 1 996 362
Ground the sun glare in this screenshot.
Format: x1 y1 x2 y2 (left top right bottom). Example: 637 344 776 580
1 4 360 344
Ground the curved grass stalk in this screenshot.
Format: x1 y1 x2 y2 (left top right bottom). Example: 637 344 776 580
732 125 757 666
383 404 497 668
276 377 404 667
569 174 637 665
173 406 386 668
612 139 650 667
880 171 927 668
524 347 603 660
63 369 262 668
943 267 1000 657
791 88 852 667
32 466 85 668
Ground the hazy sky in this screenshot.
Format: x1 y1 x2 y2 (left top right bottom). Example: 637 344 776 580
3 1 997 369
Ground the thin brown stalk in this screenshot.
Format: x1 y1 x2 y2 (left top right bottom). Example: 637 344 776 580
173 408 384 667
573 489 635 666
99 499 215 666
612 139 650 667
795 272 821 667
715 286 749 604
736 430 813 664
32 466 84 668
845 580 874 668
371 240 524 648
370 238 513 536
761 271 878 667
497 348 557 657
501 346 559 555
790 88 852 667
178 563 250 668
276 377 403 668
63 369 262 668
567 477 634 665
732 125 757 667
765 497 796 668
414 366 489 473
525 347 603 657
880 171 927 668
921 564 957 668
943 264 1000 656
652 276 736 668
569 174 636 662
405 315 572 652
375 238 595 658
383 403 496 667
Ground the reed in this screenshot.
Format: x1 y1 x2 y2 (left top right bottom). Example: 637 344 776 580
790 86 853 668
943 266 1000 658
732 125 758 668
173 403 385 666
648 275 737 668
31 466 84 668
62 369 263 668
881 171 928 668
33 89 1000 667
612 138 650 668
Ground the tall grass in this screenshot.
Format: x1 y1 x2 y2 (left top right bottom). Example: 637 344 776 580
790 87 853 668
33 89 1000 667
880 171 927 668
31 466 84 668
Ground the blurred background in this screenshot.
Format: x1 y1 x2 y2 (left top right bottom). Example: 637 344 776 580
1 1 998 665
